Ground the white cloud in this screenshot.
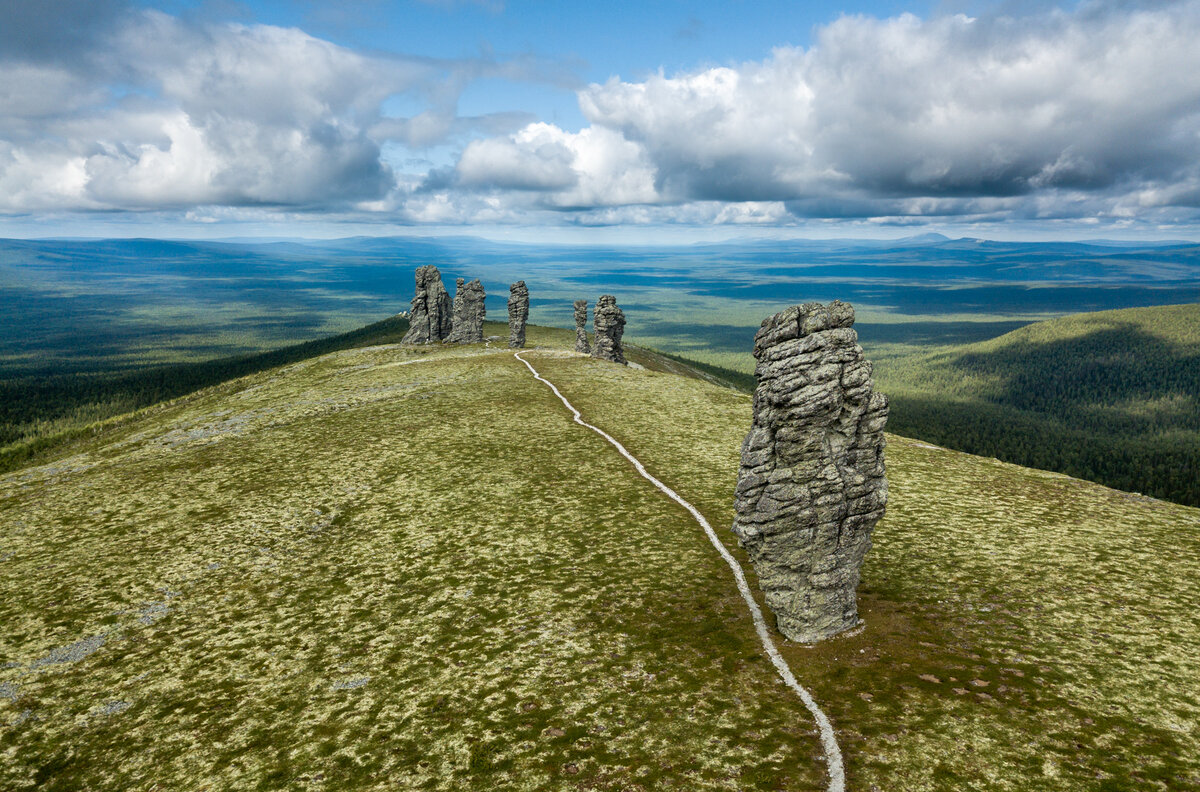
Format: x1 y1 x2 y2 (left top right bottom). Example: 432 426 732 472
4 1 1200 229
0 7 558 213
425 0 1200 226
454 122 657 207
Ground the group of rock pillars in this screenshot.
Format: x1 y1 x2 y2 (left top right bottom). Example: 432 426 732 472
399 264 627 363
399 265 888 644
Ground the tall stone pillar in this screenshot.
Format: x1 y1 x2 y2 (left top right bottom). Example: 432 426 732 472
731 301 888 642
402 265 452 344
573 299 590 354
590 294 626 365
446 278 486 344
508 281 529 348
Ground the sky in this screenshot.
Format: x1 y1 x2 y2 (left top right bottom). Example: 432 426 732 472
2 0 1199 241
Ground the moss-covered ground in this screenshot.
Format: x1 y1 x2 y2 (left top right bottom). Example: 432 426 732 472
2 322 1198 790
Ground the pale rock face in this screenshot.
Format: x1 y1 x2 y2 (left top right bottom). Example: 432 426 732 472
590 294 626 364
732 300 889 643
446 277 486 344
508 281 529 348
402 265 453 344
573 299 590 354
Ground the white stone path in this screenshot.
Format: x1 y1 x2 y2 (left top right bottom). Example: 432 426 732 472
514 350 845 792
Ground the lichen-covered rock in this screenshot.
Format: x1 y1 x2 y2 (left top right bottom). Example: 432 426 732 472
731 300 888 643
445 277 486 344
590 294 626 364
573 299 590 354
508 281 529 348
402 265 452 344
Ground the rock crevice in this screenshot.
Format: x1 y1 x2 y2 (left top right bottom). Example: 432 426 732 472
731 300 888 643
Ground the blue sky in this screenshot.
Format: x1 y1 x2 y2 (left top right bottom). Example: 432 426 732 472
2 0 1199 240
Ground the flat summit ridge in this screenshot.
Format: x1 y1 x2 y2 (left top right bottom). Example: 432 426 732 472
1 320 1198 791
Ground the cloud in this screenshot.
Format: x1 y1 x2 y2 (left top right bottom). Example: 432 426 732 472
424 0 1200 226
4 0 1200 229
0 6 568 213
0 0 131 64
452 123 656 207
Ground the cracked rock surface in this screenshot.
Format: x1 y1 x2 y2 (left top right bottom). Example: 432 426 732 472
508 281 529 348
590 295 626 365
446 278 486 344
402 266 452 344
731 300 888 643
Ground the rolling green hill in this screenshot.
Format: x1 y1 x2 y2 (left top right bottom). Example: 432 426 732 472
872 303 1200 506
0 315 414 476
2 325 1198 791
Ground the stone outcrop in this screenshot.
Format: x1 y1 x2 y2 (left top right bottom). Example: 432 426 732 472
445 277 486 344
401 265 452 344
590 294 626 365
573 299 590 354
731 301 889 643
508 281 529 348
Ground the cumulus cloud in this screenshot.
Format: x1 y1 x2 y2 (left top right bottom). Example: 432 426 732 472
0 9 417 210
0 5 566 213
453 123 656 207
4 0 1200 229
423 0 1200 226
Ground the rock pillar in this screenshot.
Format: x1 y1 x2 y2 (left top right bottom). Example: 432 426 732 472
401 265 452 344
731 301 889 642
508 281 529 348
590 294 626 365
573 299 590 354
446 278 486 344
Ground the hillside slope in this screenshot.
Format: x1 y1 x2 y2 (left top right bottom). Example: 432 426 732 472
872 303 1200 506
2 326 1198 791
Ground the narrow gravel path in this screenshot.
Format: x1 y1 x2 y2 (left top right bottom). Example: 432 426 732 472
514 350 846 792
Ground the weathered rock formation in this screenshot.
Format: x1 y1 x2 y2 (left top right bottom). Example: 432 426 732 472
401 265 452 344
508 281 529 348
573 299 590 354
731 301 888 643
590 294 626 364
445 277 486 344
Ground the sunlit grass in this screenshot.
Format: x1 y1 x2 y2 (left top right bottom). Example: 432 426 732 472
2 324 1198 791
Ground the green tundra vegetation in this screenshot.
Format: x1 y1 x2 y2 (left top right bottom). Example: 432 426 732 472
2 325 1198 791
0 316 413 475
5 302 1200 507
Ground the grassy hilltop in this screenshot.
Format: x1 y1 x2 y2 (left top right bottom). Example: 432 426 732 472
2 323 1198 791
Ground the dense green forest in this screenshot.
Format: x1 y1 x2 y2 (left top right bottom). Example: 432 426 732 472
0 315 411 474
871 304 1200 506
660 304 1200 507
